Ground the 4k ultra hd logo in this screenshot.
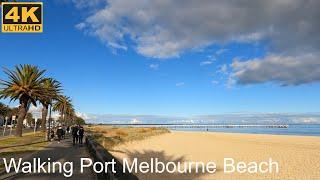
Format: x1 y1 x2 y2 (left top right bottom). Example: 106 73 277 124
1 2 43 33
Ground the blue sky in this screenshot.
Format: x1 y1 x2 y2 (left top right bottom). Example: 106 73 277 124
1 0 320 123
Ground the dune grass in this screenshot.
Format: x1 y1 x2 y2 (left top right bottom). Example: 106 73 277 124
86 125 170 149
0 132 50 170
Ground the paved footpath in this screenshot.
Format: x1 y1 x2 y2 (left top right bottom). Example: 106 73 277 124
0 135 97 180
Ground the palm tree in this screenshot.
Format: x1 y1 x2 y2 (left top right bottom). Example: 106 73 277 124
7 107 19 118
53 95 74 124
39 78 62 132
0 102 9 122
0 64 46 137
65 106 76 125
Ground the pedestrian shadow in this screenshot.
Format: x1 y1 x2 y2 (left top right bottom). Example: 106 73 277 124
0 138 80 179
86 136 139 180
122 150 218 180
108 149 126 154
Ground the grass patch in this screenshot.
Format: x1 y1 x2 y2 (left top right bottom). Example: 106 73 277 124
86 125 170 149
0 132 50 171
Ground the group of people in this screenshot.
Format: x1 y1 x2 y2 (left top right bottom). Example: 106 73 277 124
49 124 85 145
71 125 85 145
50 126 66 143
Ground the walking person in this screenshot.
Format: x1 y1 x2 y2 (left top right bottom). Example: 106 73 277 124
50 129 55 141
62 126 66 139
57 126 63 143
66 126 70 134
78 126 84 145
72 125 79 145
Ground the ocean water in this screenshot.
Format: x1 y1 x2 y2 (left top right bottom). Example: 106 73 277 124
171 124 320 136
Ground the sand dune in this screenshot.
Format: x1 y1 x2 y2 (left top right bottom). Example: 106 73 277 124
111 131 320 180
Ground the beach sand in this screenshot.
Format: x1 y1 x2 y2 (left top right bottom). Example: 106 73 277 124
111 131 320 180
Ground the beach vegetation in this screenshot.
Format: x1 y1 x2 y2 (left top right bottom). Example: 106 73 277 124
87 125 170 149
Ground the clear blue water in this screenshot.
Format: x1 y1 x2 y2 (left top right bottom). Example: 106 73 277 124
171 124 320 136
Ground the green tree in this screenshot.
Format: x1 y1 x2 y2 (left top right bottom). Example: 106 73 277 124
53 95 74 124
0 64 47 137
0 102 10 121
7 107 19 118
74 116 86 125
26 112 33 126
39 78 62 132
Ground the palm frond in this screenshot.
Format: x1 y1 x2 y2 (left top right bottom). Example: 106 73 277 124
0 64 46 105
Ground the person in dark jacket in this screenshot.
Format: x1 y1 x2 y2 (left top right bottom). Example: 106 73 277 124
72 125 79 145
78 126 84 145
56 126 64 143
50 130 55 141
62 126 66 139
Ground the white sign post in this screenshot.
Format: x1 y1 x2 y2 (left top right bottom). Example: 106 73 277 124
31 110 41 137
2 116 8 136
9 116 16 136
34 118 38 133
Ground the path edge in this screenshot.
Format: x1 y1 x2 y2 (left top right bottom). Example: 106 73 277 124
85 136 138 180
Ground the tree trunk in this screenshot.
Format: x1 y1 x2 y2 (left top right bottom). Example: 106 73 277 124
15 100 28 137
41 105 48 132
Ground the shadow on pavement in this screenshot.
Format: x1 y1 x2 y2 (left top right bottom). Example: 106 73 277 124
0 135 96 180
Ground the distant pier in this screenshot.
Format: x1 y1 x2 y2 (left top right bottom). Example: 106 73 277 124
109 124 289 129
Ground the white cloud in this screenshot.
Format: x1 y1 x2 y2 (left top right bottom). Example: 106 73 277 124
207 55 216 61
76 0 320 59
28 105 42 119
76 112 89 120
75 22 86 30
149 64 159 70
211 80 219 85
28 105 42 113
217 64 228 75
200 61 213 66
73 0 320 86
51 113 61 120
84 114 186 124
70 0 104 9
28 105 61 120
175 82 185 87
28 105 89 121
230 53 320 85
130 118 141 124
226 76 236 89
83 113 320 124
215 49 228 55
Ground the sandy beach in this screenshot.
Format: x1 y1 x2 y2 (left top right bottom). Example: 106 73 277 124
111 131 320 180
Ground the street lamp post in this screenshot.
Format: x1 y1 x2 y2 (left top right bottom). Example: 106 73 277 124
47 104 52 141
9 115 16 136
34 118 38 133
2 116 8 136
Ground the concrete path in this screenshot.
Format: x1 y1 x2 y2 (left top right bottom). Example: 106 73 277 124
0 135 97 180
